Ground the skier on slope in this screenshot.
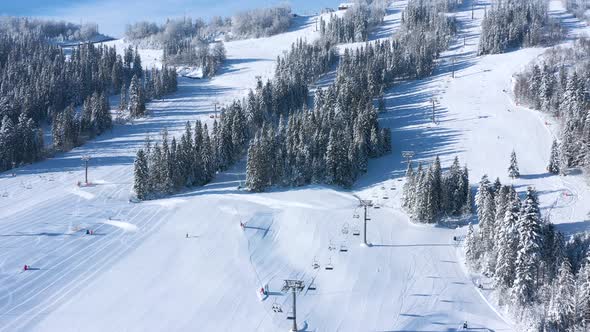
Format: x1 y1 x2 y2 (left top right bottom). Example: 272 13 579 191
463 321 468 329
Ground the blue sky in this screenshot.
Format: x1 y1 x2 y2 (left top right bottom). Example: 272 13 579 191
0 0 337 37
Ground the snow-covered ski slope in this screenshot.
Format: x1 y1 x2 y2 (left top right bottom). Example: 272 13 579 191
359 0 590 231
2 0 590 331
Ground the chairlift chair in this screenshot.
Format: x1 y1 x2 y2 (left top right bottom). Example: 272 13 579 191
328 240 336 251
353 213 360 219
340 243 348 252
312 257 320 269
352 227 360 236
325 257 334 270
271 299 283 313
341 222 350 235
383 195 389 199
374 204 381 209
308 283 316 291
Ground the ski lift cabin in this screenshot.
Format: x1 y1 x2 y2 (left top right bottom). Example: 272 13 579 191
338 3 354 10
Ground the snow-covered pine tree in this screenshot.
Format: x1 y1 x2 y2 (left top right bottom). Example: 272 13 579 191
465 222 481 270
201 124 215 183
128 75 146 118
513 186 543 306
547 260 576 331
547 139 560 174
475 175 492 220
494 187 520 289
479 190 497 275
508 150 520 179
402 161 416 210
133 149 150 200
245 134 266 192
575 257 590 329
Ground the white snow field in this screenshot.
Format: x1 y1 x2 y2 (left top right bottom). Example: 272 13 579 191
1 0 590 331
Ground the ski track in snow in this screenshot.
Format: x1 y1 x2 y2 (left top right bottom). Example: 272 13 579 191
1 0 590 331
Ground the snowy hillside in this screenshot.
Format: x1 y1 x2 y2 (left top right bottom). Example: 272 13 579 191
2 0 590 331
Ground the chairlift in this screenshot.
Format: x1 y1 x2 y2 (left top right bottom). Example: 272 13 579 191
325 257 334 270
353 213 360 219
308 283 316 291
374 204 381 209
312 257 320 269
287 310 295 320
390 187 396 190
352 227 360 236
340 242 348 252
341 223 350 235
272 299 283 313
328 240 336 251
383 195 389 199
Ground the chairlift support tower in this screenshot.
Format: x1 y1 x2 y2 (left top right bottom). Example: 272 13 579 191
282 279 305 332
81 155 91 185
359 199 372 246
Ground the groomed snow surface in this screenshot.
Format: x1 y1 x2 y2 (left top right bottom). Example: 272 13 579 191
1 0 589 331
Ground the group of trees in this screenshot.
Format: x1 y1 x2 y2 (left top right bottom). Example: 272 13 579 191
131 0 461 197
0 17 106 43
125 5 292 74
51 65 177 153
565 0 590 22
245 87 391 191
466 177 590 331
125 5 292 46
125 17 229 47
126 17 228 76
478 0 563 55
514 38 590 175
163 40 226 77
402 156 471 223
134 121 215 199
55 92 112 149
0 115 44 171
0 22 177 169
319 0 388 43
231 5 293 39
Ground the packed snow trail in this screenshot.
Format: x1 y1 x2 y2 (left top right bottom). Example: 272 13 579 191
27 1 511 331
356 0 590 230
4 0 590 330
0 14 329 331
